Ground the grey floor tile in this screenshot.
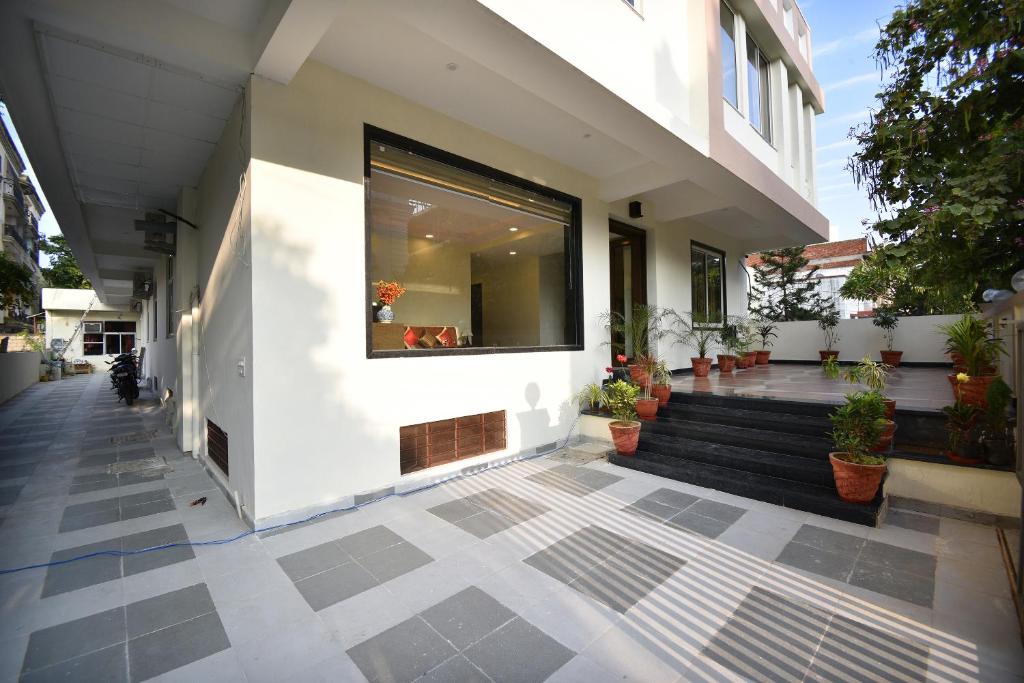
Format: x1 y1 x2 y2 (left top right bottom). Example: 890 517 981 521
357 541 433 583
122 524 194 576
687 499 747 524
0 485 24 506
119 489 171 508
427 498 482 524
21 606 126 674
336 525 406 560
858 540 936 578
644 487 700 511
347 616 457 683
277 541 351 581
453 510 517 539
0 463 38 480
63 497 121 517
622 497 678 522
569 563 659 614
127 583 216 638
43 540 123 597
776 542 857 582
570 467 623 491
526 470 595 497
468 489 548 523
790 524 866 557
121 498 175 521
419 655 489 683
20 643 128 683
128 611 230 682
885 509 940 535
806 612 929 682
666 510 734 538
848 563 934 608
294 561 378 611
464 616 575 682
59 507 121 533
420 586 517 650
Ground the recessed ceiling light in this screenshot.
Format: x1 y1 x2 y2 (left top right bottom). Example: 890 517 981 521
425 234 434 239
583 133 592 139
508 227 519 232
509 251 517 255
445 62 458 71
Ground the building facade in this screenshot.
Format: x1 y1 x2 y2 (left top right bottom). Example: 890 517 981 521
2 0 827 525
0 119 44 329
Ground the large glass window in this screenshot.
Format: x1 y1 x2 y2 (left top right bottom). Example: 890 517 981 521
691 243 726 325
366 127 582 355
720 2 739 108
83 321 137 356
746 35 772 143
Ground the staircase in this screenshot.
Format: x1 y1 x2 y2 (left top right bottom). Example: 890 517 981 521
609 392 885 526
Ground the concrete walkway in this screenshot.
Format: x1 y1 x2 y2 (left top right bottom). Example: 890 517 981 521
0 374 1020 682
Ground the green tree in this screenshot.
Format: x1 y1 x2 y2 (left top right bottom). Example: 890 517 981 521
0 253 36 309
748 247 827 321
39 234 90 289
839 244 975 315
849 0 1024 303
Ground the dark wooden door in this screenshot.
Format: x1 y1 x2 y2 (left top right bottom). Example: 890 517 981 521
608 220 647 363
471 283 483 346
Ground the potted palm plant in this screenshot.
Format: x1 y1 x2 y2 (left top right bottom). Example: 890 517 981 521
634 355 660 421
980 377 1014 466
829 391 888 504
574 382 608 413
600 304 666 387
818 308 840 361
605 380 642 455
716 322 738 373
873 308 902 367
939 315 1004 408
651 360 672 407
754 321 778 365
824 355 897 419
667 311 717 378
738 318 759 368
942 400 982 464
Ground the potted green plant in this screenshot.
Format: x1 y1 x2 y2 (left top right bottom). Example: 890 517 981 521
873 308 902 367
738 318 759 368
754 321 778 365
942 400 982 464
828 391 888 504
574 382 608 413
605 379 642 455
938 315 1005 408
980 377 1014 467
818 308 840 361
667 311 717 378
716 322 738 373
600 304 667 387
651 360 672 407
824 355 897 419
634 355 660 421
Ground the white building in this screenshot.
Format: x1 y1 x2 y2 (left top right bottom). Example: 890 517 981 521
1 0 828 526
41 288 140 371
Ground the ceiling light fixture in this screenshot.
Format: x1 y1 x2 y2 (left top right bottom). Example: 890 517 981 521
583 133 592 139
445 62 458 71
425 234 434 239
508 227 519 232
509 251 517 255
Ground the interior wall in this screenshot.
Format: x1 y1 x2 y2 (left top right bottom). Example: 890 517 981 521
471 252 540 347
371 233 471 329
538 252 566 346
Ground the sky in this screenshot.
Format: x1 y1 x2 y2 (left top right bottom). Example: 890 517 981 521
799 0 900 242
3 1 899 257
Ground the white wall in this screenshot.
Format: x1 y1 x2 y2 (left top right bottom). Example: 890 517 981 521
769 314 961 363
0 352 41 404
44 309 141 371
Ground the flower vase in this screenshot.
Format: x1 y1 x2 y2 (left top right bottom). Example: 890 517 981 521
376 305 394 324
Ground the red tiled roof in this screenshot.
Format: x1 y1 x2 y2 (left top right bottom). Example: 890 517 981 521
745 237 868 269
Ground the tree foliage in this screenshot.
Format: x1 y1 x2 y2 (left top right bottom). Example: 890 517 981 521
849 0 1024 303
39 235 90 290
748 247 827 321
0 253 36 309
839 244 975 314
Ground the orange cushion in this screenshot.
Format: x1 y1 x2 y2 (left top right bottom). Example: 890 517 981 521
436 327 457 348
403 327 420 349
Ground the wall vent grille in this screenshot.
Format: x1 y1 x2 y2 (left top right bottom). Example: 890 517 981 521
400 411 506 475
206 419 229 476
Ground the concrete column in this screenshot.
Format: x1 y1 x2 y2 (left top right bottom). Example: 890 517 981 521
174 186 199 453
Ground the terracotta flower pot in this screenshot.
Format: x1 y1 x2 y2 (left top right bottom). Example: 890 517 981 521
883 399 896 421
691 357 712 378
744 351 758 367
948 373 997 409
636 398 659 421
652 383 671 407
880 350 903 367
717 355 736 372
949 351 995 375
609 421 641 455
872 420 897 453
947 449 984 466
628 364 650 388
829 453 886 504
755 350 771 365
819 350 839 362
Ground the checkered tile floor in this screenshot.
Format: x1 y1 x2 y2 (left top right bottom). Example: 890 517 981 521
0 374 1020 681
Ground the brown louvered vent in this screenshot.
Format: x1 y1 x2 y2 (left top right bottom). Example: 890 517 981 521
400 411 506 475
206 419 229 476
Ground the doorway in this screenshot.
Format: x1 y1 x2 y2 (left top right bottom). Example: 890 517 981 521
608 220 647 363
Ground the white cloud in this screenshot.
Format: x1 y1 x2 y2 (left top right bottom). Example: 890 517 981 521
817 139 856 152
814 27 879 59
817 158 849 170
821 109 871 127
825 72 879 93
817 181 853 193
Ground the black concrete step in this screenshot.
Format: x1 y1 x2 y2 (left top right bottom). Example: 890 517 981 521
643 417 833 460
611 450 882 527
636 432 834 487
667 391 837 419
656 402 833 439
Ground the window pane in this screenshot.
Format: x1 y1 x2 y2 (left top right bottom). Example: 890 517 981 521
368 134 578 352
105 335 121 355
84 343 102 356
720 2 738 107
691 249 707 320
746 36 761 132
758 50 772 142
706 253 724 324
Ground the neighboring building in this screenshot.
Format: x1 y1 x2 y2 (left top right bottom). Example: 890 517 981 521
0 118 44 330
746 237 873 319
2 0 828 525
41 288 139 372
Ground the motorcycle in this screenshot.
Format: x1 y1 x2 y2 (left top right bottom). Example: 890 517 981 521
106 350 140 405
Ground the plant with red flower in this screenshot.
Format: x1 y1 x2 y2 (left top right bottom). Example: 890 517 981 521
374 280 406 306
616 354 627 364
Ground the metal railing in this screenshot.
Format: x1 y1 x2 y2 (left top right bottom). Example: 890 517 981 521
1 177 26 216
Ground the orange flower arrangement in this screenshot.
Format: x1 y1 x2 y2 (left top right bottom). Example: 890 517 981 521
374 280 406 306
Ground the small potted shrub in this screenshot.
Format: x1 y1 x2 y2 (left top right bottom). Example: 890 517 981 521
754 321 778 365
605 380 642 455
651 360 672 407
874 308 903 367
980 377 1014 466
634 355 660 421
668 311 717 378
716 322 738 373
824 355 896 419
600 305 666 387
942 400 982 464
818 308 841 361
939 315 1004 408
829 391 888 504
574 382 608 413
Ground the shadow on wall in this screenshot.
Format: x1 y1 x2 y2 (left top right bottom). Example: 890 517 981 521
516 381 579 453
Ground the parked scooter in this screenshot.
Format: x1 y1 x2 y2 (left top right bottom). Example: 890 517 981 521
106 350 140 405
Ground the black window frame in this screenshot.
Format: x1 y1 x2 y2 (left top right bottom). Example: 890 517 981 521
690 240 728 327
363 124 585 359
745 34 773 144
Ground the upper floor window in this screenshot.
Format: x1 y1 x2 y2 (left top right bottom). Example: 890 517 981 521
746 36 772 143
720 1 738 108
691 242 726 325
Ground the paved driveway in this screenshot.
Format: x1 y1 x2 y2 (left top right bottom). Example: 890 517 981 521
0 374 1020 681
